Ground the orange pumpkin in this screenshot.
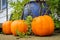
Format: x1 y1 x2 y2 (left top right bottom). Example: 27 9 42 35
31 15 54 36
11 20 28 36
2 21 12 34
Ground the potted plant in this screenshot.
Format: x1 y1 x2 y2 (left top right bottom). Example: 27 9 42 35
46 0 60 32
9 0 30 21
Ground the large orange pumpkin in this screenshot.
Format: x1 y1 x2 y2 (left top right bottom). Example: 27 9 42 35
11 20 28 36
2 21 12 34
31 15 54 36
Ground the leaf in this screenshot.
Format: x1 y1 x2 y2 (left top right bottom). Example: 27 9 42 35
46 0 60 29
9 0 30 21
16 30 28 38
46 0 59 14
25 16 33 35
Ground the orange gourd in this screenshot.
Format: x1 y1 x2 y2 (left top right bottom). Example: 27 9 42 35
11 20 28 36
2 21 12 34
31 15 54 36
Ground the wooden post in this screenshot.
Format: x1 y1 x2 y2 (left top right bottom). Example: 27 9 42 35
6 0 8 21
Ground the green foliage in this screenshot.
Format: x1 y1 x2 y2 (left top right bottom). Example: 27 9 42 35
16 30 27 38
25 16 33 35
46 0 59 13
55 20 60 29
9 0 30 21
57 0 60 15
46 0 60 29
46 0 60 15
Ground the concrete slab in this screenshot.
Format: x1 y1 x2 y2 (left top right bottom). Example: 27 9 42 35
0 33 60 40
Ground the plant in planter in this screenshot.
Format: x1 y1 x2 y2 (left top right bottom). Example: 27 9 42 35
57 0 60 16
9 0 30 21
46 0 59 14
46 0 60 30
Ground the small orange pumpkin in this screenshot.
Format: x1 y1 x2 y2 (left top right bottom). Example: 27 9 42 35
2 21 12 34
31 15 54 36
11 20 28 36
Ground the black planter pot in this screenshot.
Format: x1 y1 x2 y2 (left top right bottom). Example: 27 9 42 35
55 28 60 33
0 28 2 32
0 23 2 32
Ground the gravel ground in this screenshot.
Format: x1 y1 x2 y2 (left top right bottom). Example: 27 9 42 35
0 33 60 40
